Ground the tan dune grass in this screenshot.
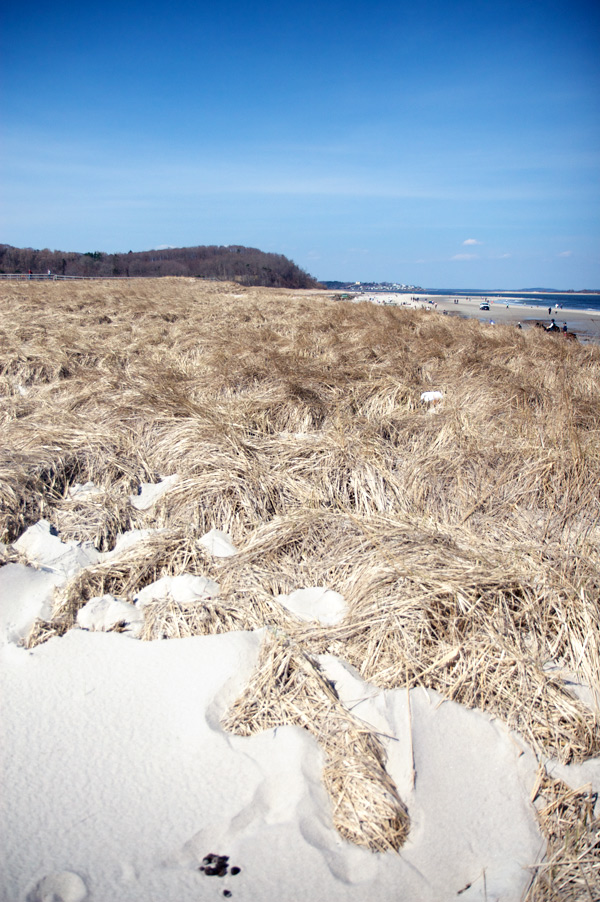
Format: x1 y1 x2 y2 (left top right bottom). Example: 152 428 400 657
525 772 600 901
2 277 599 857
222 632 410 852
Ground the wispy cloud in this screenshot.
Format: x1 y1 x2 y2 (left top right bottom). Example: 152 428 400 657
4 127 591 207
463 238 482 246
558 250 572 257
451 253 478 261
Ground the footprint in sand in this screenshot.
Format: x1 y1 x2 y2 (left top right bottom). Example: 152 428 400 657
26 871 87 902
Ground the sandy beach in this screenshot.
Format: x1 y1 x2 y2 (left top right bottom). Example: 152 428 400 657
395 293 600 341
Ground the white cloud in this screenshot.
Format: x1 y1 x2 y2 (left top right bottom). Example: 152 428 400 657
451 253 478 261
558 250 572 257
463 238 482 246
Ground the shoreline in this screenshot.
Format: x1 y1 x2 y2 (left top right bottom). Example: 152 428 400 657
342 292 600 342
428 294 600 341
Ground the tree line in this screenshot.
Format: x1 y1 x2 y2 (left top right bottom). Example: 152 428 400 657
0 244 322 289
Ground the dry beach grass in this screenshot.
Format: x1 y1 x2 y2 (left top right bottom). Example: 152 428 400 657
525 774 600 901
1 278 599 889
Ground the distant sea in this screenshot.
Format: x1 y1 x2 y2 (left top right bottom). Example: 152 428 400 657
423 289 600 313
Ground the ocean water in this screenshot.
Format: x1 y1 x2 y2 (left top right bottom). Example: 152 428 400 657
424 289 600 313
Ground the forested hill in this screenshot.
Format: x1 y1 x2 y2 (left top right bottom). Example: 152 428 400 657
0 244 321 289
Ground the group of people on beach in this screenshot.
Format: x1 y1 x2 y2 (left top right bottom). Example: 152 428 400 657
546 318 568 333
531 318 571 335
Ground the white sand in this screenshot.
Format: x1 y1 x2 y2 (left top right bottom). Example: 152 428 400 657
199 528 238 558
76 595 145 636
129 475 180 511
1 522 598 902
276 587 347 626
14 520 101 577
135 573 219 607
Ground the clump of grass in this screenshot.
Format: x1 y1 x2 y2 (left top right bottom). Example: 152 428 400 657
139 593 264 640
28 528 214 636
24 617 70 648
222 632 410 852
525 773 600 901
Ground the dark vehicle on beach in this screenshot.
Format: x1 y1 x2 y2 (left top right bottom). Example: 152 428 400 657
479 302 490 311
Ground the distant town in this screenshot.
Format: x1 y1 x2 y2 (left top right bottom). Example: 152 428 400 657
321 281 423 292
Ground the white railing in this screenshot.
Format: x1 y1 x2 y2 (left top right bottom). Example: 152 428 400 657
0 273 146 281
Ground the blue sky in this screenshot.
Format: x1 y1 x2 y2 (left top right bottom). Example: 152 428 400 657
2 0 599 287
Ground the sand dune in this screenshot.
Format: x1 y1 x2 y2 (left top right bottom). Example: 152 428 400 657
1 278 599 901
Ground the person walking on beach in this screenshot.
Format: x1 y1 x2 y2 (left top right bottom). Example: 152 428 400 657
548 307 552 315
